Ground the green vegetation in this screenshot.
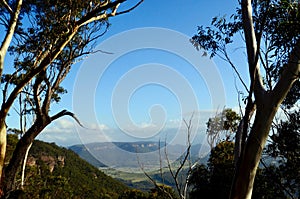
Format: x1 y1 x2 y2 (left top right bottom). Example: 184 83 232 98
5 111 299 199
119 185 178 199
192 1 299 197
188 110 300 199
0 1 142 196
6 134 129 198
188 141 288 199
0 1 298 198
6 135 186 198
68 144 106 168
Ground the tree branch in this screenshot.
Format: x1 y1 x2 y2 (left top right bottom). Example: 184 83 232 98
0 0 22 80
223 48 249 93
50 110 84 128
0 0 13 15
241 0 266 103
272 39 300 105
137 152 173 199
1 27 78 118
76 0 126 26
1 0 143 117
32 73 43 117
115 0 144 16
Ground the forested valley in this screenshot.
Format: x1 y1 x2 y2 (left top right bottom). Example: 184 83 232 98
0 0 299 198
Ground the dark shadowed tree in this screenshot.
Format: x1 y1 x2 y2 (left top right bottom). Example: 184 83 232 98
188 140 288 199
0 0 143 196
192 0 299 198
265 110 300 198
188 141 235 199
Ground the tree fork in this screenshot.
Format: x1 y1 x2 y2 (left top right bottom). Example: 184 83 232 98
230 95 278 199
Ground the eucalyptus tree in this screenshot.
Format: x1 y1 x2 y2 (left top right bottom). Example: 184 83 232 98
266 110 300 198
206 108 240 148
192 0 299 198
0 0 143 196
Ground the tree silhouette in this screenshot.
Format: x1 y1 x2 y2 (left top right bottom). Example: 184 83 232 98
192 1 299 197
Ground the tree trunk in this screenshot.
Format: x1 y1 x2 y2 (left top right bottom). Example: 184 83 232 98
230 0 300 197
3 118 49 195
20 143 32 189
230 95 279 199
0 0 23 81
0 122 6 193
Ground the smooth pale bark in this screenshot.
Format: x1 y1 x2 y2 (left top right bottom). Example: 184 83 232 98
0 0 23 79
0 1 23 190
230 0 300 198
230 37 300 199
0 27 80 189
231 96 278 199
0 1 142 196
20 143 32 189
231 38 300 199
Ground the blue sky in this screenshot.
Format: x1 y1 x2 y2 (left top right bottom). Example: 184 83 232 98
5 1 251 147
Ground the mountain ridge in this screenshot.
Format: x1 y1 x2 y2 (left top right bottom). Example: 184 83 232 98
69 141 209 168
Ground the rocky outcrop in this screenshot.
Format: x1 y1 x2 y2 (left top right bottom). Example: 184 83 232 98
27 154 65 173
57 155 65 167
26 156 36 167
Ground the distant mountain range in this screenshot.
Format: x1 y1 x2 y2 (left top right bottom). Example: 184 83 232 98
69 141 210 169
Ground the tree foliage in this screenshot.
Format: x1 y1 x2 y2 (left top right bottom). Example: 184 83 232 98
192 1 300 198
188 103 299 198
0 0 143 196
206 109 240 148
266 110 300 197
188 141 235 199
5 137 129 199
188 140 288 199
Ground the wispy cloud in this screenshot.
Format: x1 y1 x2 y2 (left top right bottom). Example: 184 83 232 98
37 110 221 147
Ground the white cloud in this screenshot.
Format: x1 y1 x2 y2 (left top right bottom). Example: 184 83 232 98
36 109 223 147
38 119 111 146
43 119 74 134
87 123 109 131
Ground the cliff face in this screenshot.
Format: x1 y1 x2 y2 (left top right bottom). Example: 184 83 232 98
27 155 65 173
6 135 128 198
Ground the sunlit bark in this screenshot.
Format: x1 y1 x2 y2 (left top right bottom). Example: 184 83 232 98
230 1 300 198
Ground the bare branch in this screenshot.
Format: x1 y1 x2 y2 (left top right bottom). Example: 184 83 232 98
50 110 84 128
76 0 125 26
115 0 144 16
159 139 165 187
164 141 176 181
32 73 43 117
1 0 13 15
164 115 194 199
137 152 173 199
223 49 249 93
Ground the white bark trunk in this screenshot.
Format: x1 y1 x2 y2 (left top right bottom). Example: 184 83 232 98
231 98 277 199
0 0 23 78
231 1 300 198
20 142 32 189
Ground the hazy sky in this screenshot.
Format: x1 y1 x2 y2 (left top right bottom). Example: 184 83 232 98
6 1 250 147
